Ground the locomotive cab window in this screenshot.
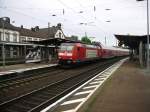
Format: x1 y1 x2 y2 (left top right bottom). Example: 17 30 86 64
60 43 74 51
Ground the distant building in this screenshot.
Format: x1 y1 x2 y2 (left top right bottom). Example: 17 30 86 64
0 17 65 65
18 23 65 43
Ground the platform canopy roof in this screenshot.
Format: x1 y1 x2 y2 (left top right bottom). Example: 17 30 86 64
115 34 149 49
29 38 81 46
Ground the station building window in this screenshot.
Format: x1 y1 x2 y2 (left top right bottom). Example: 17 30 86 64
9 46 18 58
5 47 10 58
28 37 32 41
13 34 17 42
13 46 18 57
10 47 14 58
5 33 10 42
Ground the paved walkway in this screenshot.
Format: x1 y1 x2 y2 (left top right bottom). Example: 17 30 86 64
83 60 150 112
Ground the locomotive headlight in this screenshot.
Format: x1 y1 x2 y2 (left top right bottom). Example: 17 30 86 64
58 53 64 56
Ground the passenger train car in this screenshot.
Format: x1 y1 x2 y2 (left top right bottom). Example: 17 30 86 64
58 42 129 65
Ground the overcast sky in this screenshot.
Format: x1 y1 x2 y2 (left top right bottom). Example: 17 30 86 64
0 0 148 46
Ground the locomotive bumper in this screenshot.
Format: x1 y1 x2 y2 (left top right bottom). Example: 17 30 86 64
59 59 80 65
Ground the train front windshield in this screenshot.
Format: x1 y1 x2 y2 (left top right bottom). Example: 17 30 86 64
60 44 74 52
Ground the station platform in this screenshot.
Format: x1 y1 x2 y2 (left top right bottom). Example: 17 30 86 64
41 58 150 112
0 62 57 76
82 60 150 112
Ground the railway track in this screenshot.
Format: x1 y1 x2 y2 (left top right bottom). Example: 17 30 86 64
0 68 64 90
0 58 122 112
0 65 58 84
0 67 66 103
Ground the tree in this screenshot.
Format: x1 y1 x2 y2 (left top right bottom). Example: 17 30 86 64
81 36 92 44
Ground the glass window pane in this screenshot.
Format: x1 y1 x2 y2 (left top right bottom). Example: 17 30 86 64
60 45 74 51
13 34 17 42
5 33 10 42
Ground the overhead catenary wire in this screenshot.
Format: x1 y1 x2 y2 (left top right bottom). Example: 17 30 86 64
75 0 115 36
0 7 48 23
57 0 108 34
0 6 82 37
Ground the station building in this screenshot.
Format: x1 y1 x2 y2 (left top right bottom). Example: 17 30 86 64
0 17 66 65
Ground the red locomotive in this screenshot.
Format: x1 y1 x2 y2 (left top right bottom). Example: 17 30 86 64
58 42 128 65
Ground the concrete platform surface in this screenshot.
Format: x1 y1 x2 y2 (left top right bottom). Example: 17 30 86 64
84 60 150 112
0 63 57 75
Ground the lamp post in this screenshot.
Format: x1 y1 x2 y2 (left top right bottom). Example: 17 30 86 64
146 0 149 69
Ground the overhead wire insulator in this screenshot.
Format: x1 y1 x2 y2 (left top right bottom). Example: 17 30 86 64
63 9 65 15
